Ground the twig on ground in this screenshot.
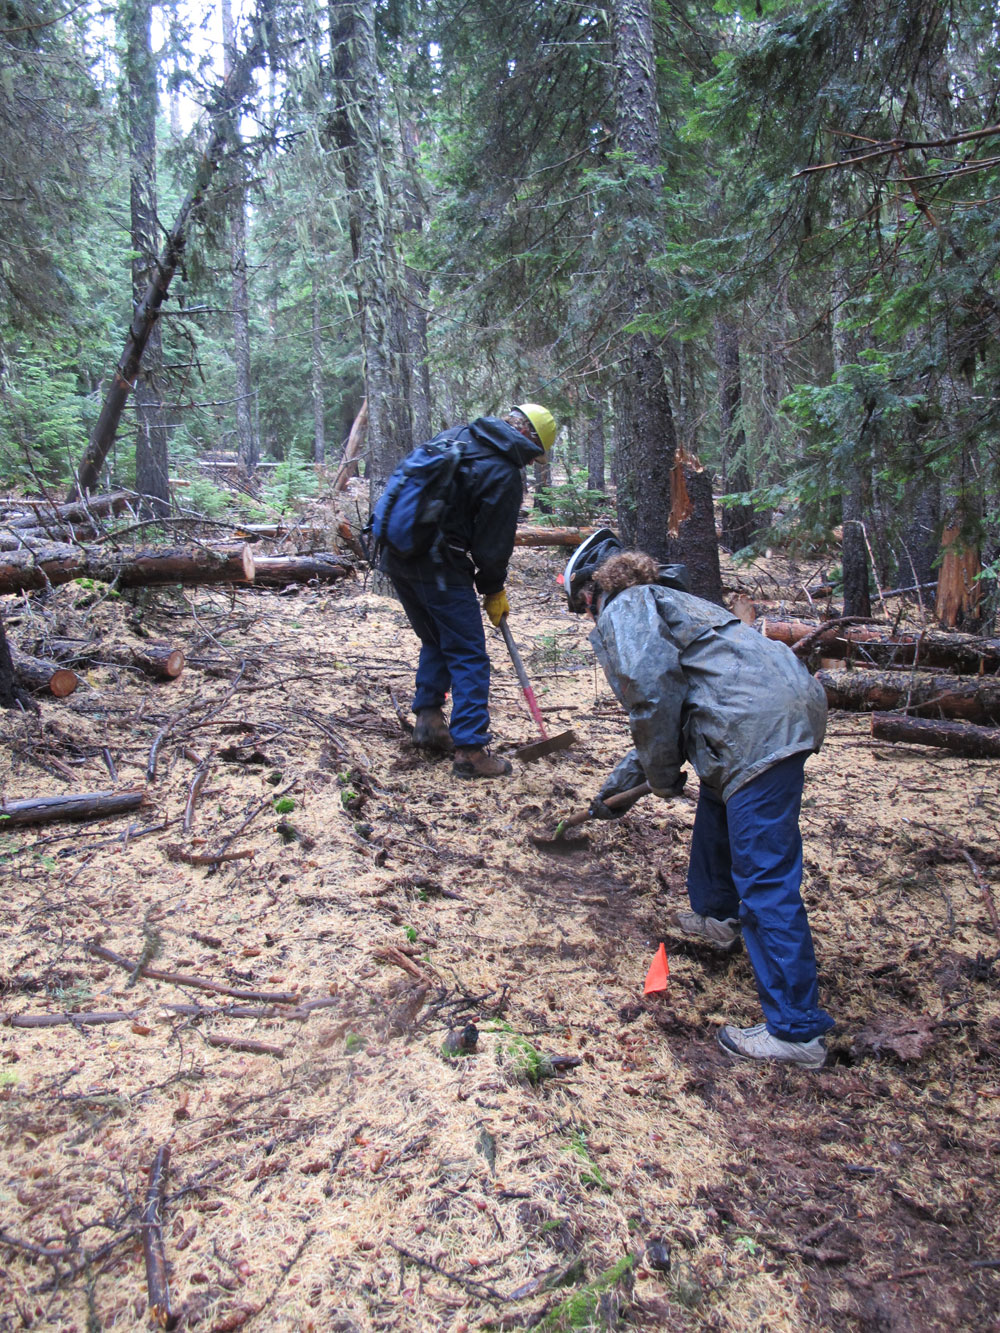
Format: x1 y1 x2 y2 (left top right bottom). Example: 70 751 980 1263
86 940 299 1003
141 1145 178 1330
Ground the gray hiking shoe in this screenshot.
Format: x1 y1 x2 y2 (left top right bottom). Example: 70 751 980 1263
717 1022 827 1069
413 707 454 753
672 910 741 952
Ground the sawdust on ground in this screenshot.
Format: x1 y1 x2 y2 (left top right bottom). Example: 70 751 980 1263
1 534 998 1333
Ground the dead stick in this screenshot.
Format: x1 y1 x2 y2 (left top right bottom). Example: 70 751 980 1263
958 847 1000 937
386 1239 508 1303
164 844 255 866
142 1145 177 1330
372 946 430 982
86 941 298 1003
2 1010 136 1028
791 616 876 660
182 759 212 834
202 1033 285 1058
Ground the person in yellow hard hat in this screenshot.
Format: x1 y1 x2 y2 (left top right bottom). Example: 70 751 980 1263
377 403 557 779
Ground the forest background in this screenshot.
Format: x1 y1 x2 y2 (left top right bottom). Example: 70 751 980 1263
2 0 1000 621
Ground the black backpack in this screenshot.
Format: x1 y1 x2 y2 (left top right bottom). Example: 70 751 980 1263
365 426 469 564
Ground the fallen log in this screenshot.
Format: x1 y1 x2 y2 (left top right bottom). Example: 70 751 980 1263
764 619 1000 675
1 1010 137 1028
817 668 1000 725
514 525 598 547
0 542 255 596
251 552 354 586
871 713 1000 758
38 638 184 681
1 490 135 530
11 649 78 697
0 788 145 827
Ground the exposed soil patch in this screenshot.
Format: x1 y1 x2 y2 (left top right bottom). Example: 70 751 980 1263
1 538 998 1331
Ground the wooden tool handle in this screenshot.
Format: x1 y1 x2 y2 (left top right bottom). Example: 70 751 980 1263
559 782 652 833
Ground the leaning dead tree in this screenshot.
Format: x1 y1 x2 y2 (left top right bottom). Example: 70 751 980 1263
67 0 277 499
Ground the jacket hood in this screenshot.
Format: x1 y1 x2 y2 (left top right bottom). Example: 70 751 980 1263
467 416 544 468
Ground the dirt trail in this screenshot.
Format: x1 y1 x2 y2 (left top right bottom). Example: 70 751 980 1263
1 541 998 1331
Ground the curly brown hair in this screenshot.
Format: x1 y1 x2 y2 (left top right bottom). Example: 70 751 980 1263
592 551 659 597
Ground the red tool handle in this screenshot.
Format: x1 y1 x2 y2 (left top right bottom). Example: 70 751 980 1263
498 616 548 739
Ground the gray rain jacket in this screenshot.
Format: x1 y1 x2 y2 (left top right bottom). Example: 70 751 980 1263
591 583 827 804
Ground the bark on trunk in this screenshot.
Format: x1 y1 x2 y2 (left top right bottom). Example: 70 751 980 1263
125 0 170 519
311 274 326 465
586 407 606 494
817 667 1000 724
329 0 411 498
0 543 254 595
222 0 258 483
715 316 756 552
871 712 1000 758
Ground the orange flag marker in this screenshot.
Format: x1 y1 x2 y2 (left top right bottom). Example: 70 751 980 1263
643 943 669 994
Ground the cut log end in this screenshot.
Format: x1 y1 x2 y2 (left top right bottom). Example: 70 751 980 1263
49 668 78 698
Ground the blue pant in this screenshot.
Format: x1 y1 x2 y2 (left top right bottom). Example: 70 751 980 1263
686 753 833 1042
390 572 491 748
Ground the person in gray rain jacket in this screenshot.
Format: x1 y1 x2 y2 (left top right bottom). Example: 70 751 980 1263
564 529 834 1068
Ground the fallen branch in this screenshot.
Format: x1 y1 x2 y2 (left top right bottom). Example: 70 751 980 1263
163 844 255 866
182 759 212 834
958 847 1000 939
1 1010 136 1028
202 1033 285 1058
86 941 298 1003
816 667 1000 724
142 1146 178 1330
372 946 431 983
0 788 146 827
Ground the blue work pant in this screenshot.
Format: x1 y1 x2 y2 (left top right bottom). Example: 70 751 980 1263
686 753 833 1042
390 572 491 749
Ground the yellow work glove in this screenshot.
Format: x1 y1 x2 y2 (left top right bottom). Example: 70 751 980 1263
483 590 510 628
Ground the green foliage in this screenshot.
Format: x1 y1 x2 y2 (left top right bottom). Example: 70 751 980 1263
273 796 296 814
563 1129 611 1192
535 1255 634 1331
257 448 319 514
534 469 607 528
0 353 89 486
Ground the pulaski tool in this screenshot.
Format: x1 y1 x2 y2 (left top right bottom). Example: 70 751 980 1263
498 615 577 762
528 782 652 853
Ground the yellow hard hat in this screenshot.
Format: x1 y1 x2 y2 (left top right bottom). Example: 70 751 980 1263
515 402 557 453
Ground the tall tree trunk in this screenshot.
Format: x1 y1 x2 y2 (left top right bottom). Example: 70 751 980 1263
831 185 871 617
586 405 605 493
714 316 756 552
311 272 326 464
68 0 275 498
609 0 720 599
221 0 258 481
124 0 169 519
328 0 411 499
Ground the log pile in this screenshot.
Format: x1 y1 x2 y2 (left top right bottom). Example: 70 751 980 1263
758 617 1000 759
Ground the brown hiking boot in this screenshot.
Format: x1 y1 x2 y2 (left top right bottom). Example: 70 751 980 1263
413 707 454 753
452 747 513 779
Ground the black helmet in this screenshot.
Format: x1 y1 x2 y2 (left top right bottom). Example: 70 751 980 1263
563 527 622 613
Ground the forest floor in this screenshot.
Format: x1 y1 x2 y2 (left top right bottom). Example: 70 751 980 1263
1 510 999 1333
